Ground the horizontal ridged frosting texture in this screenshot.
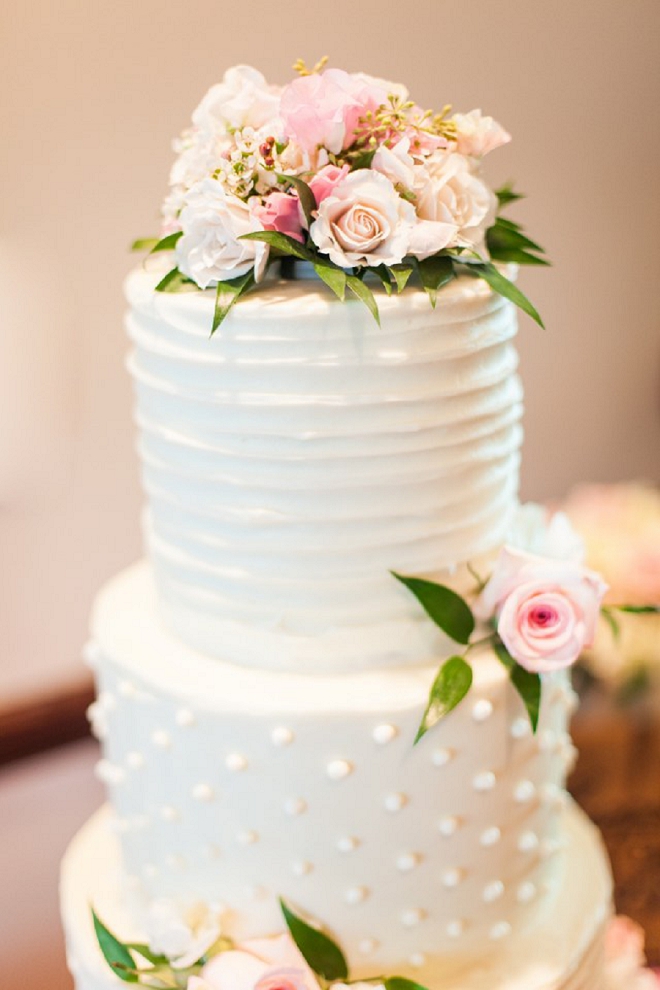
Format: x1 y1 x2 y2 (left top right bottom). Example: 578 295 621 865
126 267 523 670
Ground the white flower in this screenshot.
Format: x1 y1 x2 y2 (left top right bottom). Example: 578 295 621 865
310 170 415 268
452 109 511 158
351 71 408 103
415 151 497 251
176 178 268 288
192 66 281 134
372 137 416 190
508 504 586 563
145 899 222 968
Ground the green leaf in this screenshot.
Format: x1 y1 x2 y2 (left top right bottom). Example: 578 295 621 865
125 943 169 967
370 265 393 295
495 183 525 207
488 247 549 267
601 607 621 641
490 220 546 255
617 666 652 706
280 174 317 228
385 978 432 990
472 262 545 328
495 216 523 233
614 604 660 615
392 573 475 645
313 262 347 300
154 268 196 293
212 271 254 335
350 148 377 170
131 237 159 252
92 910 138 983
240 230 313 261
494 641 542 732
415 655 473 743
346 274 380 325
279 899 348 981
415 255 455 306
389 264 414 293
150 231 183 253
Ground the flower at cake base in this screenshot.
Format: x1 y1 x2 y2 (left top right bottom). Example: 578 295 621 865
451 109 511 158
199 934 321 990
415 151 497 251
475 547 608 673
603 916 660 989
176 178 269 288
310 170 415 268
192 65 282 134
251 192 304 243
144 898 222 969
280 69 386 156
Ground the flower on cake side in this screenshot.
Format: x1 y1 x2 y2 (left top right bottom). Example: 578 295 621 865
394 504 658 743
91 899 429 990
134 57 548 334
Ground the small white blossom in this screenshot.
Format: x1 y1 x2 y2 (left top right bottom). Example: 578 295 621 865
192 65 282 134
145 899 222 968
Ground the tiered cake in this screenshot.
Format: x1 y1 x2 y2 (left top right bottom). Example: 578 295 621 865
60 64 622 990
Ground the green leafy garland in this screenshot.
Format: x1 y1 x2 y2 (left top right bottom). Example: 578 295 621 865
133 183 547 336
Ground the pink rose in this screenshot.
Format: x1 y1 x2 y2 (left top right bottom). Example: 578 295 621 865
309 164 350 205
475 547 608 673
251 192 304 242
200 934 321 990
280 69 386 155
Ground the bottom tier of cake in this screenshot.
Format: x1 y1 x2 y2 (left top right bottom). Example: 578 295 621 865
61 801 611 990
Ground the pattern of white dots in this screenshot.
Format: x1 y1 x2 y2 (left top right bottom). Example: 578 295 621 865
175 708 196 728
160 805 179 822
518 830 539 852
225 753 248 772
283 797 308 817
438 815 460 837
236 829 259 845
483 880 505 903
358 938 378 955
510 716 530 739
472 699 494 722
191 783 215 803
326 759 353 780
446 919 465 939
442 867 464 889
271 726 294 747
490 921 512 941
151 730 171 750
473 770 497 792
292 860 313 877
431 747 453 766
480 826 501 847
400 908 426 928
345 886 369 905
409 952 426 968
384 792 408 812
126 751 145 770
372 724 398 745
82 641 101 669
514 779 536 803
165 853 186 869
118 680 137 699
517 880 537 903
396 852 421 872
336 836 360 853
94 760 125 786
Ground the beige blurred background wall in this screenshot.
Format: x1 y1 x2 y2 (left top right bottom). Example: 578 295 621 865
1 0 659 701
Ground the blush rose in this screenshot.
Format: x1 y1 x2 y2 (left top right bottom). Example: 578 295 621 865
475 548 608 673
251 192 304 242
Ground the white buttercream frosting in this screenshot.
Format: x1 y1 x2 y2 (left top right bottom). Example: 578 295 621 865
126 266 522 669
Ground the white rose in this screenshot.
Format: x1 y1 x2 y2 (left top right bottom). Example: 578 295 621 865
310 170 415 268
145 899 221 967
452 109 511 158
508 504 586 563
192 65 281 133
371 137 416 190
176 178 268 288
415 151 497 250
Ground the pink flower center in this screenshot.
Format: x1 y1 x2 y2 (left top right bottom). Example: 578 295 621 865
529 604 559 628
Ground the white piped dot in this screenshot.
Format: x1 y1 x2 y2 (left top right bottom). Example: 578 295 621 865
473 770 497 792
541 837 563 859
160 805 179 822
472 699 494 722
446 919 465 939
373 723 398 745
82 641 101 669
518 830 539 852
94 759 125 786
284 797 308 817
442 867 464 888
271 726 294 747
97 691 116 712
401 908 426 928
384 792 408 812
409 953 426 969
126 751 145 770
396 852 421 872
247 885 268 901
539 728 558 752
175 708 196 728
118 679 137 698
438 815 460 837
192 783 215 803
566 688 579 715
151 730 171 750
337 836 360 853
292 860 313 877
226 753 248 772
490 921 512 941
514 779 536 803
345 886 369 905
542 782 566 808
165 854 186 870
205 843 222 860
327 759 353 780
483 880 505 903
237 829 259 845
359 938 379 955
142 863 158 879
517 880 537 903
432 747 453 767
480 826 501 847
510 716 530 739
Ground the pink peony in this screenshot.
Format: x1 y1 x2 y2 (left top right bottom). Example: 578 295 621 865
200 934 321 990
475 547 608 673
309 164 350 206
280 69 386 155
251 192 304 242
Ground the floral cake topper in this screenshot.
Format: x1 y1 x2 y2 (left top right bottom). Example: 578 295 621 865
134 58 547 332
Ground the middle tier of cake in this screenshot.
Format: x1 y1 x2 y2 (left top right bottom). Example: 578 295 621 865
87 561 578 972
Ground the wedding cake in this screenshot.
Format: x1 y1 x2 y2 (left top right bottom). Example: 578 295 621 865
60 62 655 990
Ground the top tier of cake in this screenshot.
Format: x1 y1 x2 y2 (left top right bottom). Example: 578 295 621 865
127 268 522 671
